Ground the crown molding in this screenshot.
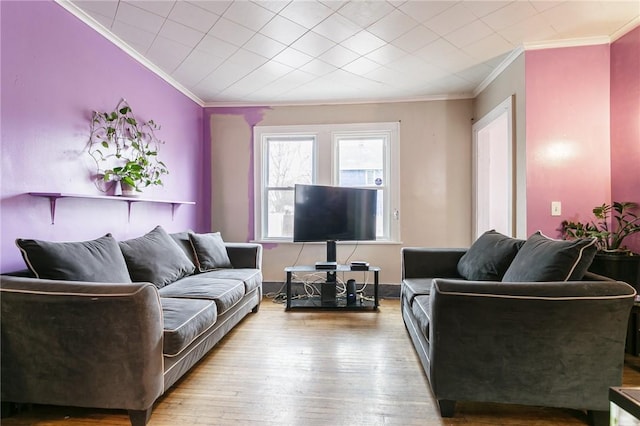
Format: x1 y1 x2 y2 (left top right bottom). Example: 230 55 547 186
611 18 640 42
55 0 205 107
472 46 524 98
523 35 611 51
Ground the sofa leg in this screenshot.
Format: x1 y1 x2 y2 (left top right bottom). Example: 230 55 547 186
587 410 609 426
128 407 152 426
437 399 456 417
252 304 260 313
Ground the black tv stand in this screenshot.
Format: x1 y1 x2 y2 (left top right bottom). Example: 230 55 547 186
284 264 380 311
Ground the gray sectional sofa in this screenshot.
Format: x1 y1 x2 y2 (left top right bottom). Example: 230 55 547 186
1 226 262 425
401 230 636 426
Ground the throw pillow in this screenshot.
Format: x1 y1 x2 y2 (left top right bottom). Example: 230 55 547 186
170 230 198 266
188 231 232 272
15 234 131 283
457 230 525 280
502 231 597 282
119 226 195 288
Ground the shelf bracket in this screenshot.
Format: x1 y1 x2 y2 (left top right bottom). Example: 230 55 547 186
47 196 59 225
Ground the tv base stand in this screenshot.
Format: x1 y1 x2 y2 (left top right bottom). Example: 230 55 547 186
284 265 380 311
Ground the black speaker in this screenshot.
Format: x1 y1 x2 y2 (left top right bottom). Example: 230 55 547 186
346 279 357 306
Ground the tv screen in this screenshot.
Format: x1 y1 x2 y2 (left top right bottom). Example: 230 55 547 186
293 184 377 243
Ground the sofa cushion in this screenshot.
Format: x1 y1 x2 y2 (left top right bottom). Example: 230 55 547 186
188 232 232 272
15 234 131 283
411 295 431 340
161 297 218 357
457 230 524 281
201 269 262 293
158 273 245 315
502 231 597 282
119 226 195 288
402 278 435 307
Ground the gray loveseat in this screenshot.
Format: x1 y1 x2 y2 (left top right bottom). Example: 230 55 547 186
401 230 636 426
1 226 262 425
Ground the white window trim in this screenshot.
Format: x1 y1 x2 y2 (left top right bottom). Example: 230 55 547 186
253 122 400 243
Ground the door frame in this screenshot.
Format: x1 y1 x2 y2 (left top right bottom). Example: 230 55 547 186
472 96 514 239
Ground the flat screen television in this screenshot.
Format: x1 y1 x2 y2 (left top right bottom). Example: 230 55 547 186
293 184 377 266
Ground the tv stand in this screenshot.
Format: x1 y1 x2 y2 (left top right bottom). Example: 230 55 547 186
284 264 380 311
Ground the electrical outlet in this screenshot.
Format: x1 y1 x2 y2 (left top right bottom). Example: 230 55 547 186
551 201 562 216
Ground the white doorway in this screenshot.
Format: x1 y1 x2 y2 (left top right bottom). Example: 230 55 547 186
472 96 514 239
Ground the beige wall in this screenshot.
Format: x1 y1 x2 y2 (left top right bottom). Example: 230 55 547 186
473 52 527 238
209 100 474 284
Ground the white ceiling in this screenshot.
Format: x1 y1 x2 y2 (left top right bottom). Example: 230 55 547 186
63 0 640 106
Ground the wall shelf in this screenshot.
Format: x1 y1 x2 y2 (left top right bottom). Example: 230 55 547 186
29 192 196 224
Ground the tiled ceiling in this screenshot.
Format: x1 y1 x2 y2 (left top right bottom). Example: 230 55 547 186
64 0 640 106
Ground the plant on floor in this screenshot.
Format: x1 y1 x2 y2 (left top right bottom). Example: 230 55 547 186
87 99 168 193
561 201 640 254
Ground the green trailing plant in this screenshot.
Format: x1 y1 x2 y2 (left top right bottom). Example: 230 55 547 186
88 99 168 192
561 201 640 254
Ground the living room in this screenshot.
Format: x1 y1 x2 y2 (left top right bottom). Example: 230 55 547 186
1 0 639 425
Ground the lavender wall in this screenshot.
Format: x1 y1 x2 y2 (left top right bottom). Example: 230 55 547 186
0 1 207 273
525 44 612 238
611 26 640 253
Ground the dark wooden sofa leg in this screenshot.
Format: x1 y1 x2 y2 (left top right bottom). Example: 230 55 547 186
128 407 153 426
252 304 260 313
587 410 609 426
437 399 456 417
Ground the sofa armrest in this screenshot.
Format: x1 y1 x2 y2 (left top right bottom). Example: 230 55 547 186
225 243 262 269
428 278 636 410
401 247 466 280
0 275 164 412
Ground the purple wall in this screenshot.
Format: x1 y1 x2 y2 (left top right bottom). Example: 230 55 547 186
0 1 208 273
525 44 612 238
611 26 640 253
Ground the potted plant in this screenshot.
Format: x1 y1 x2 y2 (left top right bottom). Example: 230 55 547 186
88 99 168 195
561 201 640 288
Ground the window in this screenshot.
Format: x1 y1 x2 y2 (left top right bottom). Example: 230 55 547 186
254 122 400 243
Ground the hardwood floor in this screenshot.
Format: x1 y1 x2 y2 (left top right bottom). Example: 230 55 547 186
3 297 640 425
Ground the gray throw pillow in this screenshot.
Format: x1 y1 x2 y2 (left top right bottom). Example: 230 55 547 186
188 232 232 272
119 226 195 288
457 230 525 280
170 230 198 266
15 234 132 283
502 231 597 282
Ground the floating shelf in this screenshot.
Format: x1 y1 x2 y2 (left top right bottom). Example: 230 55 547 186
29 192 196 224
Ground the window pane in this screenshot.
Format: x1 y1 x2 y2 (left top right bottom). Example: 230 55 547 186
376 189 384 237
337 138 384 187
267 138 313 187
266 189 294 238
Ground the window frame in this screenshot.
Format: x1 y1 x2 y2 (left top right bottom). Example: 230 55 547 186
253 122 400 243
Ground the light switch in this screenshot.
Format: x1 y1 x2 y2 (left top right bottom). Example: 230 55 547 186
551 201 561 216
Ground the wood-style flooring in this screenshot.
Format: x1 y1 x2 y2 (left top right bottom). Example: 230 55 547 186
3 297 640 425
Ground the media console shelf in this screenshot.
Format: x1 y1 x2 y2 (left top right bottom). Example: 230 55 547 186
29 192 195 224
284 264 380 311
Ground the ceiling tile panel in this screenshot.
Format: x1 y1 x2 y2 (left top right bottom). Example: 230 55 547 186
168 1 219 33
498 15 558 45
318 44 360 68
222 1 275 31
188 1 232 16
390 24 439 53
195 34 238 59
280 1 334 29
481 1 538 31
312 13 361 43
462 1 511 18
73 0 118 21
115 2 166 34
291 31 336 57
397 1 455 23
243 33 287 59
171 50 227 88
462 33 515 62
111 19 157 54
124 1 175 18
367 9 419 42
159 19 205 48
259 15 309 45
446 19 494 48
365 43 407 65
342 56 381 75
272 48 315 68
336 1 395 27
208 17 255 47
341 31 387 55
299 59 339 76
424 3 478 36
146 36 192 74
253 0 289 14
